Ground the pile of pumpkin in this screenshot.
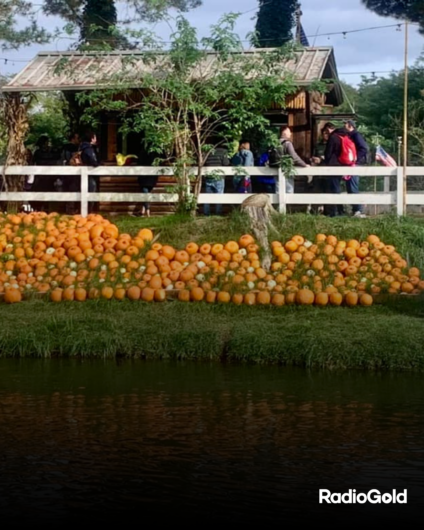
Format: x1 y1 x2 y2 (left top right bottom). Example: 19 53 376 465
0 211 423 306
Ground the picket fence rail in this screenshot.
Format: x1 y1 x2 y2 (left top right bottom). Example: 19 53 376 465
0 165 423 217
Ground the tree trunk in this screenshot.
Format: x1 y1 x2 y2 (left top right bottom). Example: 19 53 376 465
241 194 278 271
2 93 30 211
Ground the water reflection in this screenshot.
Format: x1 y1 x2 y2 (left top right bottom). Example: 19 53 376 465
0 360 423 523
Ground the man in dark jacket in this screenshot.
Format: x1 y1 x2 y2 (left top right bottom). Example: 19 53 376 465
344 120 368 217
61 132 80 165
79 132 100 213
323 123 350 217
80 132 99 193
203 146 230 216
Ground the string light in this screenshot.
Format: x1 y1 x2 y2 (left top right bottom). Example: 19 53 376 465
0 20 416 65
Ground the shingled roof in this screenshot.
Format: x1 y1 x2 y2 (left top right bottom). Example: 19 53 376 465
1 47 342 105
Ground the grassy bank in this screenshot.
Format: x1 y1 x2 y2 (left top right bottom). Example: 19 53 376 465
1 213 424 370
1 295 424 370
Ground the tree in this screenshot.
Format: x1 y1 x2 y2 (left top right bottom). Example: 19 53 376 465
26 93 69 149
254 0 298 48
80 0 118 47
361 0 424 33
0 0 50 50
43 0 202 47
335 56 424 185
76 14 300 214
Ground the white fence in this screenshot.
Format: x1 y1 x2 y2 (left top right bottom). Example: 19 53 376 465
0 165 423 217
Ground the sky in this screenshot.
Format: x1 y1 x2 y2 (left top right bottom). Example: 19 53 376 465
1 0 423 87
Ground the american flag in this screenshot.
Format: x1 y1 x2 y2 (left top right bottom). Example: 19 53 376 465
375 145 397 167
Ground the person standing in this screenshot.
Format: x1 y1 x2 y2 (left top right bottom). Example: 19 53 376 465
269 126 309 194
322 122 356 217
61 132 80 165
203 145 230 216
231 140 254 193
79 132 100 213
61 132 80 213
344 120 368 218
257 148 276 193
32 135 57 212
80 132 100 192
310 127 330 214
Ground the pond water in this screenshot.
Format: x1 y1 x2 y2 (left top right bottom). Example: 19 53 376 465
0 360 423 524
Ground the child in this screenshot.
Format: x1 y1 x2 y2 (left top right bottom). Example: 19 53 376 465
231 140 254 193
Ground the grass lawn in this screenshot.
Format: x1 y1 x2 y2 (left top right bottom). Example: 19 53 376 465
1 212 424 369
0 296 423 369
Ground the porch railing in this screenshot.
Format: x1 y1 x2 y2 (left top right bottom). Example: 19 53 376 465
0 165 423 216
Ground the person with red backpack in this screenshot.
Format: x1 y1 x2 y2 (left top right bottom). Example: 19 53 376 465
323 122 357 217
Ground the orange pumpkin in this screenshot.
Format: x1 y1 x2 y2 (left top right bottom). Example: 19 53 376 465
329 292 343 306
178 289 191 302
137 228 153 241
345 292 359 307
244 292 256 306
127 286 141 300
4 288 22 304
206 291 217 304
296 289 315 305
141 287 155 302
257 291 271 305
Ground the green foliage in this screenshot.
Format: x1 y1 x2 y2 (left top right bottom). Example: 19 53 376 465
124 0 202 22
26 93 69 149
335 56 424 167
253 0 297 48
42 0 202 48
332 81 360 114
361 0 424 33
0 0 50 50
80 0 118 47
79 13 298 212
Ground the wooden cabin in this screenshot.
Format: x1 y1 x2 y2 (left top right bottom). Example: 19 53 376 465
1 47 344 215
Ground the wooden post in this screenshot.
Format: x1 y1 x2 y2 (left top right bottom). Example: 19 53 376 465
403 21 409 215
397 166 404 216
81 167 89 217
278 167 286 214
241 194 277 271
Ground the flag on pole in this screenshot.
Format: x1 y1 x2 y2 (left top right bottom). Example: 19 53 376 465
375 145 397 167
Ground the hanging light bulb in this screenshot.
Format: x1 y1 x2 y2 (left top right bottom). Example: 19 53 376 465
396 24 402 32
343 32 347 39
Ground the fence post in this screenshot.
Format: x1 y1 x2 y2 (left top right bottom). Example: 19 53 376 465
278 167 286 214
396 166 404 216
81 167 89 217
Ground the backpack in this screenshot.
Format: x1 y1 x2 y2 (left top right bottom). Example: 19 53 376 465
69 150 83 166
231 152 242 166
338 135 357 166
268 143 286 167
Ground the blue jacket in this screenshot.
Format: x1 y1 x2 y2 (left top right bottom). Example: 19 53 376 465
80 142 99 167
349 130 369 165
232 149 254 167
